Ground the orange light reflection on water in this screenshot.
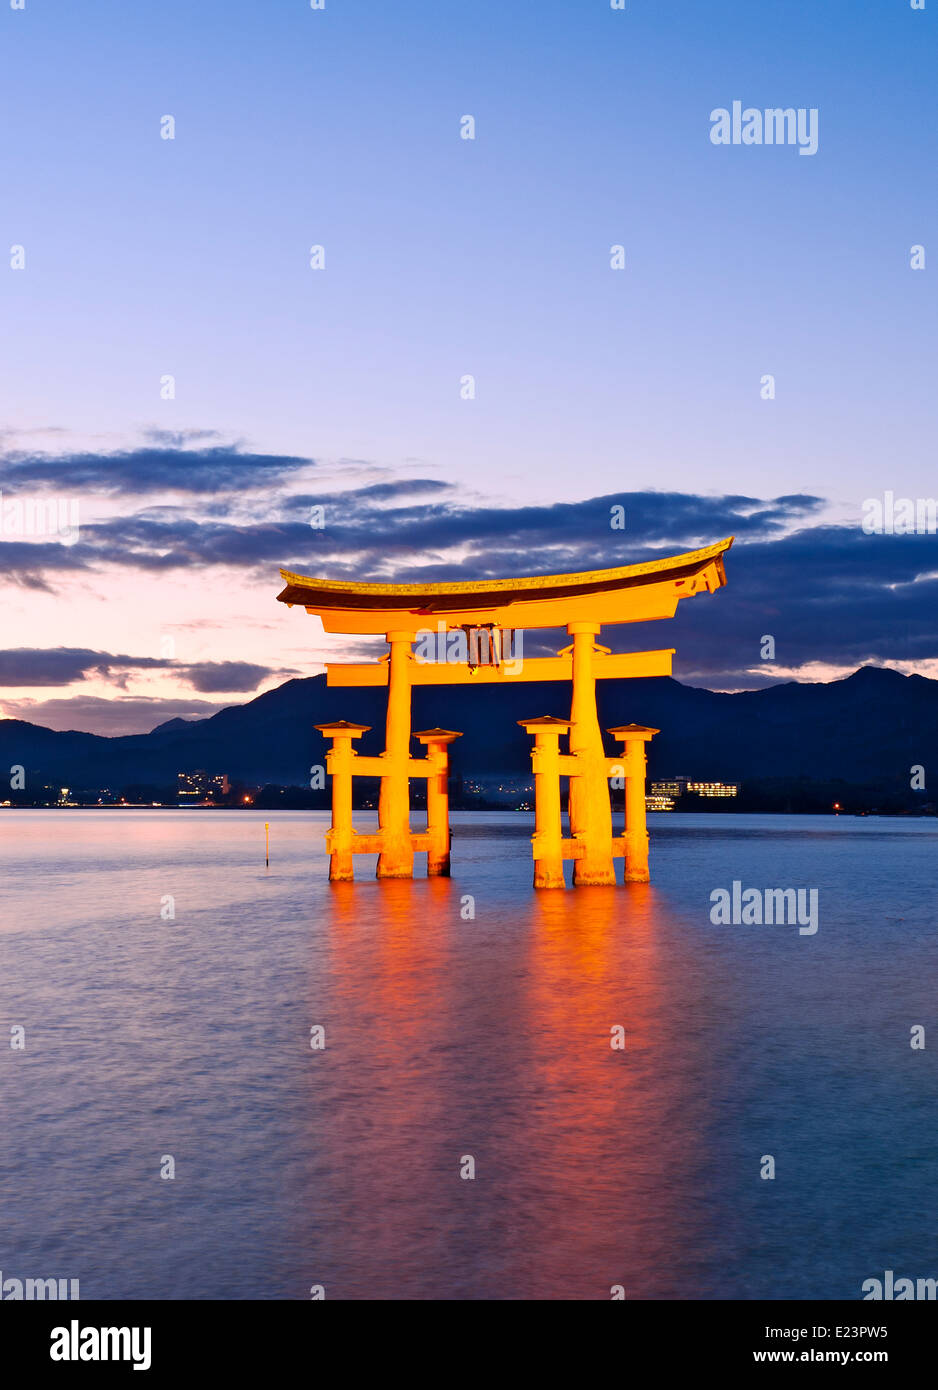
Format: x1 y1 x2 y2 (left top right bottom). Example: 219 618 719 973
305 872 716 1298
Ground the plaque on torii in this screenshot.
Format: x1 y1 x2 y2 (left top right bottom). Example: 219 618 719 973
277 537 732 888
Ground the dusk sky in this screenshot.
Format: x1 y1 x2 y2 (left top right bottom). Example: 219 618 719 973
1 0 936 733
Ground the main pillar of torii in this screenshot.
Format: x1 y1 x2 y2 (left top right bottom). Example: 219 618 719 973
276 537 732 886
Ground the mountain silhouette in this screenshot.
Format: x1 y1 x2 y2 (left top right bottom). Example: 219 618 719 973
0 665 932 799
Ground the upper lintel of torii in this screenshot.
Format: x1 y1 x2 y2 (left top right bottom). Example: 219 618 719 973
277 536 734 636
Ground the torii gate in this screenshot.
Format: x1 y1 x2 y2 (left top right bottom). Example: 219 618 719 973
277 537 732 888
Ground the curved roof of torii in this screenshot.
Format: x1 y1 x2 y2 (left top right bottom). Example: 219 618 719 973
277 536 733 634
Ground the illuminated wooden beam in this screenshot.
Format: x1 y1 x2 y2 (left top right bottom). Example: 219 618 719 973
326 648 675 687
279 539 733 635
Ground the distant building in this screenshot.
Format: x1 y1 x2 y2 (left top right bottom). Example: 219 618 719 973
177 771 229 804
650 777 739 800
651 779 683 797
645 793 676 812
685 780 738 798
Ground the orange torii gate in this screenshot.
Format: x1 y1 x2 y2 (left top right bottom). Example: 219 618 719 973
276 537 732 888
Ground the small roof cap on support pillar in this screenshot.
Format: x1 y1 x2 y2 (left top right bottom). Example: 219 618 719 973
315 720 371 735
607 723 659 739
414 728 463 743
518 715 572 731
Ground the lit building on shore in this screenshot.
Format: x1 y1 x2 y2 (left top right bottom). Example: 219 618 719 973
650 777 739 802
685 780 738 798
651 779 683 797
177 771 230 804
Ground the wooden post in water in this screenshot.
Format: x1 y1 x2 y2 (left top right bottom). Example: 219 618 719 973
519 717 570 889
414 729 462 876
567 622 616 885
608 724 658 882
315 721 371 882
377 631 415 879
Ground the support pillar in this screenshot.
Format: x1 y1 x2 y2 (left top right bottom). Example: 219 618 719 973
519 717 570 888
608 724 658 882
315 721 370 882
415 729 462 876
567 622 616 885
377 630 415 878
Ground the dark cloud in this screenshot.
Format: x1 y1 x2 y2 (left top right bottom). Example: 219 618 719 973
4 439 938 691
18 486 817 581
654 528 938 687
0 647 292 694
184 660 293 693
281 488 822 571
0 648 167 687
0 443 313 496
0 540 91 589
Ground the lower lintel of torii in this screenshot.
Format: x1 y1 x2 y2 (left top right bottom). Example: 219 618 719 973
325 647 675 686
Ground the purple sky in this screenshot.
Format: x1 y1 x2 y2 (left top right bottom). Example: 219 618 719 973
1 1 936 733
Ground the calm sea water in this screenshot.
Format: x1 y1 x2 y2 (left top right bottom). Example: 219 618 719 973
1 809 937 1301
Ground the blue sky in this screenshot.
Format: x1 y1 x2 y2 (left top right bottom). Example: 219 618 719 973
1 1 936 731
